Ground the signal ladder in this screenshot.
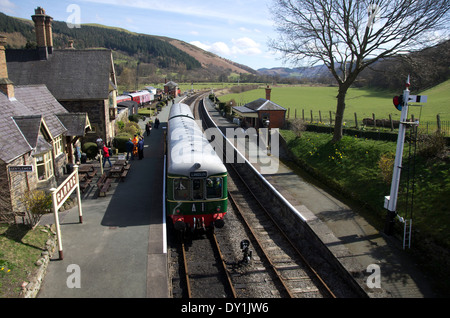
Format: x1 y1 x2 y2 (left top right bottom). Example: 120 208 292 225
399 120 418 249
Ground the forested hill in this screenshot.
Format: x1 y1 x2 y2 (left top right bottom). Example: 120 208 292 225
0 12 201 70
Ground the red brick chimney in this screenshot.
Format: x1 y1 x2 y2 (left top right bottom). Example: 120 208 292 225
45 14 53 55
0 35 15 99
32 7 53 60
265 85 272 101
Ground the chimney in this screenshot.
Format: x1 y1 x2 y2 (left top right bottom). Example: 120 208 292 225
265 85 272 101
45 14 53 55
0 35 15 99
32 7 52 60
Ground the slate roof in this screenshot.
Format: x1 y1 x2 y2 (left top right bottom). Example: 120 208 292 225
164 81 178 88
12 116 42 149
0 84 88 163
0 95 33 163
56 113 90 137
233 98 287 116
6 49 114 101
243 98 286 111
14 85 68 138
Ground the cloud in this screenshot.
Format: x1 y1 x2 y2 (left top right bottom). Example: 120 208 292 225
0 0 16 14
81 0 273 27
191 37 262 58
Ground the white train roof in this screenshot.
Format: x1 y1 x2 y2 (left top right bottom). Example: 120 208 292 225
167 103 226 177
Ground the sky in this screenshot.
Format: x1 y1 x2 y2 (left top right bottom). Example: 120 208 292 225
1 0 288 70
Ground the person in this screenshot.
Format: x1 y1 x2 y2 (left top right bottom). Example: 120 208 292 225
132 134 139 158
126 138 134 160
96 137 103 157
145 122 152 136
74 140 81 164
154 117 160 129
138 136 145 160
102 144 112 168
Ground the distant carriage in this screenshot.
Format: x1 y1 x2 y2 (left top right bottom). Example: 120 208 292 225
165 103 228 233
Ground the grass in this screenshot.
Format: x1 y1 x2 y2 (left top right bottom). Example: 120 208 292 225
219 81 450 125
0 224 54 298
281 130 450 247
281 129 450 294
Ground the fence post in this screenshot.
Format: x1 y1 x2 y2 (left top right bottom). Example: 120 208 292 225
354 112 358 129
329 111 333 126
302 109 305 121
389 114 394 131
319 110 322 124
295 109 297 119
372 113 376 129
437 114 441 133
310 110 313 123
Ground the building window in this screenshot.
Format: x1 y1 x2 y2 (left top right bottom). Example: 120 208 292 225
54 135 64 157
35 151 54 181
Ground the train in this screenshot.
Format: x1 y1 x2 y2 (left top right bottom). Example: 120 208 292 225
166 103 228 233
116 90 154 107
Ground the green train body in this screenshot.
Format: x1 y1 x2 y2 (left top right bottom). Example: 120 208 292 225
166 103 228 232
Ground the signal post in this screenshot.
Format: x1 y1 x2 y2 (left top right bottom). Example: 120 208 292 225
384 76 427 248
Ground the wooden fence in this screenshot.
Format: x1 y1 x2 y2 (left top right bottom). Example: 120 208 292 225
286 108 449 136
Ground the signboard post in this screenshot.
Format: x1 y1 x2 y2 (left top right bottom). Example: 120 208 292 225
50 165 83 260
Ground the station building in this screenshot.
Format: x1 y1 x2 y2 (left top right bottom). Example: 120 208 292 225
232 86 287 129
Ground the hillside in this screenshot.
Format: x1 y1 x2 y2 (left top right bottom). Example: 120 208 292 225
0 12 255 86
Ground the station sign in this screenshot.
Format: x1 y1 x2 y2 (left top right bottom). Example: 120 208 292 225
54 170 78 210
9 165 33 172
190 171 208 178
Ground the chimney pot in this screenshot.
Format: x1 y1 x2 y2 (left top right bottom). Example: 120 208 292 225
265 85 272 101
32 7 52 60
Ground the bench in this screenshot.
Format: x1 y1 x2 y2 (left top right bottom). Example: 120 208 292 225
120 169 129 182
124 164 131 171
87 168 98 178
97 173 112 197
80 178 92 192
99 178 113 197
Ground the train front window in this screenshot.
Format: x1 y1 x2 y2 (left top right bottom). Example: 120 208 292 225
206 177 222 199
174 179 190 200
192 179 204 200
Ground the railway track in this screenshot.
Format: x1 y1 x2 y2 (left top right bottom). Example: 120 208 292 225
168 95 365 298
175 232 236 298
227 163 335 298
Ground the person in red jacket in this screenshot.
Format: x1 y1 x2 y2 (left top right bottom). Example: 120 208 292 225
102 144 112 168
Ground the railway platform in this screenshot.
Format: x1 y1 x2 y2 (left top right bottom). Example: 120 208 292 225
36 97 186 298
204 98 437 298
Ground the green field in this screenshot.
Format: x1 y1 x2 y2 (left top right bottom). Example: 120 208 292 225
218 81 450 126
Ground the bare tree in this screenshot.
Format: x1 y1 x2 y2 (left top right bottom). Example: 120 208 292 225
269 0 450 142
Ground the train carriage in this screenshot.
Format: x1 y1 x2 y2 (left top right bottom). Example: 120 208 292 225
166 103 227 232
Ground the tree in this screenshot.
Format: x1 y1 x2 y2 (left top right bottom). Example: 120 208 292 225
269 0 450 142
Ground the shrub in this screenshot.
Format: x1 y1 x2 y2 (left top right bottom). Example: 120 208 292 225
116 120 125 130
129 114 140 123
82 142 98 160
417 131 446 159
290 118 307 137
21 190 52 228
122 121 141 136
113 133 132 153
378 152 395 185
